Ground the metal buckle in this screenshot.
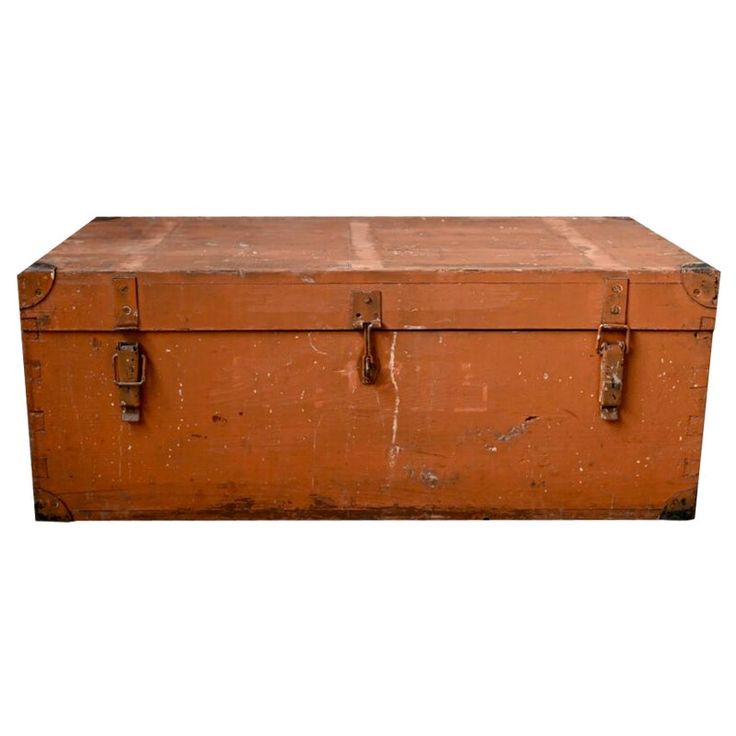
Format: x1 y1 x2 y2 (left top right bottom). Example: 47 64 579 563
112 342 147 422
112 351 147 386
596 323 630 422
596 323 631 354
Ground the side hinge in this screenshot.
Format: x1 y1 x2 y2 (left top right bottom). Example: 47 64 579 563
113 276 140 329
352 291 382 385
597 277 630 421
113 342 147 422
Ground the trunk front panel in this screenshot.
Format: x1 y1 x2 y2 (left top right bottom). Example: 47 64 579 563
23 329 710 519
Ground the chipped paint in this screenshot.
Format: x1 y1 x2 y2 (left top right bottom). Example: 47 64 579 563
496 416 540 443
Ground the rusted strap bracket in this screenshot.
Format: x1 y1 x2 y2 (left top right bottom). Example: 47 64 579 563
113 342 147 422
597 277 630 421
597 324 630 421
113 276 139 329
352 291 382 385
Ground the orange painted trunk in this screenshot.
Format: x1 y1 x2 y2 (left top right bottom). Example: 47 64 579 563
18 217 719 520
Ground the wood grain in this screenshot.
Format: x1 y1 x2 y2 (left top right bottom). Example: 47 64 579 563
23 329 712 520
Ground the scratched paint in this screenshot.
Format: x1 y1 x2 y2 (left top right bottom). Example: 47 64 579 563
388 332 401 468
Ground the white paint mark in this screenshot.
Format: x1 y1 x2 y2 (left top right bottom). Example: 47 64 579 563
388 332 400 467
307 332 329 356
544 218 625 269
349 221 382 269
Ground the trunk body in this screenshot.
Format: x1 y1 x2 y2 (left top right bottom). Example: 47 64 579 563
18 217 718 520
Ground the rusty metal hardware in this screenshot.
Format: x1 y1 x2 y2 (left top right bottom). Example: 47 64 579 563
18 261 56 309
113 276 139 329
601 277 629 322
360 322 379 384
352 291 382 385
112 342 147 422
680 262 719 308
596 324 630 421
596 277 631 421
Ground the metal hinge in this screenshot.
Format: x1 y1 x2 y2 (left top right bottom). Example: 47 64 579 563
112 342 147 422
352 291 382 384
597 277 630 421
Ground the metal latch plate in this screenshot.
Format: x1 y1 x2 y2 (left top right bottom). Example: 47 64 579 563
351 291 382 329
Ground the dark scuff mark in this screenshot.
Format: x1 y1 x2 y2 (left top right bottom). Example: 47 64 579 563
203 497 256 516
310 494 338 509
496 415 540 443
211 414 228 424
94 504 665 521
660 487 698 520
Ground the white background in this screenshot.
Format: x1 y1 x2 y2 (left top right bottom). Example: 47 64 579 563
1 2 734 734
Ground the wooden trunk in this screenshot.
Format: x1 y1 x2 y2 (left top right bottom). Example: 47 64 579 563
18 217 719 520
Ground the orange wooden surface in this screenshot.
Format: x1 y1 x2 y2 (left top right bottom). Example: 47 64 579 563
22 329 711 519
38 217 697 274
19 217 718 520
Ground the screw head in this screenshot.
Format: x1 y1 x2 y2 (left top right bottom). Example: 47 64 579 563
610 305 621 315
612 284 623 294
363 296 372 304
121 305 133 316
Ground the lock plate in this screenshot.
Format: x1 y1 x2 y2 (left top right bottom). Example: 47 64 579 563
351 291 382 329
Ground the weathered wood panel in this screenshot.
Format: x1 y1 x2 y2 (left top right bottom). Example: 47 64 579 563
36 216 698 274
23 329 711 520
18 272 716 332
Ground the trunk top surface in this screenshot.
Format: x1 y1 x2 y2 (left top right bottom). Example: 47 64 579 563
18 217 718 332
30 216 706 277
